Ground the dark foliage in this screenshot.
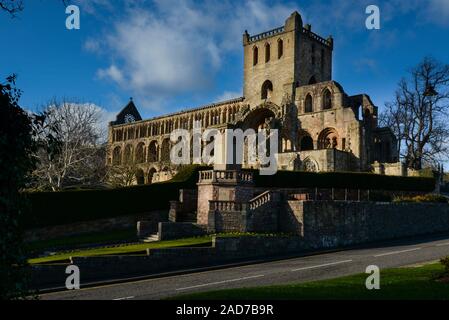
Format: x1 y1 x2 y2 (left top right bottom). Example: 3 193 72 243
24 165 210 229
0 75 35 299
251 170 436 192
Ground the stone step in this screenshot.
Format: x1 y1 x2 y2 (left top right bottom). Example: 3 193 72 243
141 234 159 243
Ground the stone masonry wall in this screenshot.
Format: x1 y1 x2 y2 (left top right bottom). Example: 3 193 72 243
284 201 449 248
158 222 208 241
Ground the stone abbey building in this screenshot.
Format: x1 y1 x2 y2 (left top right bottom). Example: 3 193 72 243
107 11 399 184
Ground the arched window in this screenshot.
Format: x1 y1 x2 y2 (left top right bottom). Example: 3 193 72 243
265 43 270 62
300 136 314 151
253 46 258 66
112 146 122 165
135 142 145 163
308 76 317 85
161 139 171 162
135 169 145 185
261 80 273 99
148 141 158 162
123 144 133 164
305 94 313 113
322 89 332 110
278 39 283 59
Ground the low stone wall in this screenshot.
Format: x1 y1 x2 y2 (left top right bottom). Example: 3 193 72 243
30 235 305 289
158 222 208 241
25 210 168 242
284 201 449 248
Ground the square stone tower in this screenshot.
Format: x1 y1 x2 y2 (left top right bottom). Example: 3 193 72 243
242 11 333 107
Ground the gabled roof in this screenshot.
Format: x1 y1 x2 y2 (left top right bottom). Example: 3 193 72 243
111 98 142 125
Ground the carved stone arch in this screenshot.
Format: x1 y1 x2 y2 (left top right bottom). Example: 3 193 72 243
240 103 280 131
318 127 339 149
302 157 319 172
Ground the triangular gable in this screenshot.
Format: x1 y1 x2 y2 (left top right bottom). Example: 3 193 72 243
112 99 142 125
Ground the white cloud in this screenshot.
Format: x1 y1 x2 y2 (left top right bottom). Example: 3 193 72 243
87 0 296 110
215 91 243 102
97 65 124 84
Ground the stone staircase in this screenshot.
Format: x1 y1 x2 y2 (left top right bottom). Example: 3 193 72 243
141 233 159 243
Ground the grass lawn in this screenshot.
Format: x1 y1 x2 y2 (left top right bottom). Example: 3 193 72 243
25 228 137 253
29 236 213 265
172 262 449 300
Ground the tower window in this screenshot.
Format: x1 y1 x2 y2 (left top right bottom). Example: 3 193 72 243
253 46 258 66
305 94 313 113
278 39 283 59
261 80 273 99
265 43 271 63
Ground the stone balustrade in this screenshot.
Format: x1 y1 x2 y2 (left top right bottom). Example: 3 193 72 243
249 191 273 210
209 200 246 212
199 170 253 184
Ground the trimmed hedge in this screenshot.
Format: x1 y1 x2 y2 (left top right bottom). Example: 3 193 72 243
23 165 210 229
25 167 436 230
250 170 436 192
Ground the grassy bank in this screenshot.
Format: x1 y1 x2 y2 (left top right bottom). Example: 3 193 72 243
172 262 449 300
25 228 137 253
29 236 213 264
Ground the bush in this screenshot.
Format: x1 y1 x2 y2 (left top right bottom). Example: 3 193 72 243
23 165 210 229
393 194 448 203
441 257 449 274
251 170 436 192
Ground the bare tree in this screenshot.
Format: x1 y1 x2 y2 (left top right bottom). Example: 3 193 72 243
32 99 108 191
380 57 449 170
0 0 23 16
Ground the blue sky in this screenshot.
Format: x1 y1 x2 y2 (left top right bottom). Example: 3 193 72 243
1 0 449 125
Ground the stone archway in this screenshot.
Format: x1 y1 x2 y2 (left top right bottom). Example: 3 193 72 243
240 104 279 131
148 167 157 184
318 128 339 149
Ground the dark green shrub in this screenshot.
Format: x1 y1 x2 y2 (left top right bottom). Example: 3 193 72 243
250 170 436 192
23 165 210 229
441 257 449 274
393 194 448 203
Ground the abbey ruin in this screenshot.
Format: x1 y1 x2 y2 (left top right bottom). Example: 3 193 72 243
107 11 400 184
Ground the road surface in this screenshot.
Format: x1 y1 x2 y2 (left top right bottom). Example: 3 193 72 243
40 234 449 300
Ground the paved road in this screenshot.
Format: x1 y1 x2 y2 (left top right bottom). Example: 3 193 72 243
40 234 449 300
